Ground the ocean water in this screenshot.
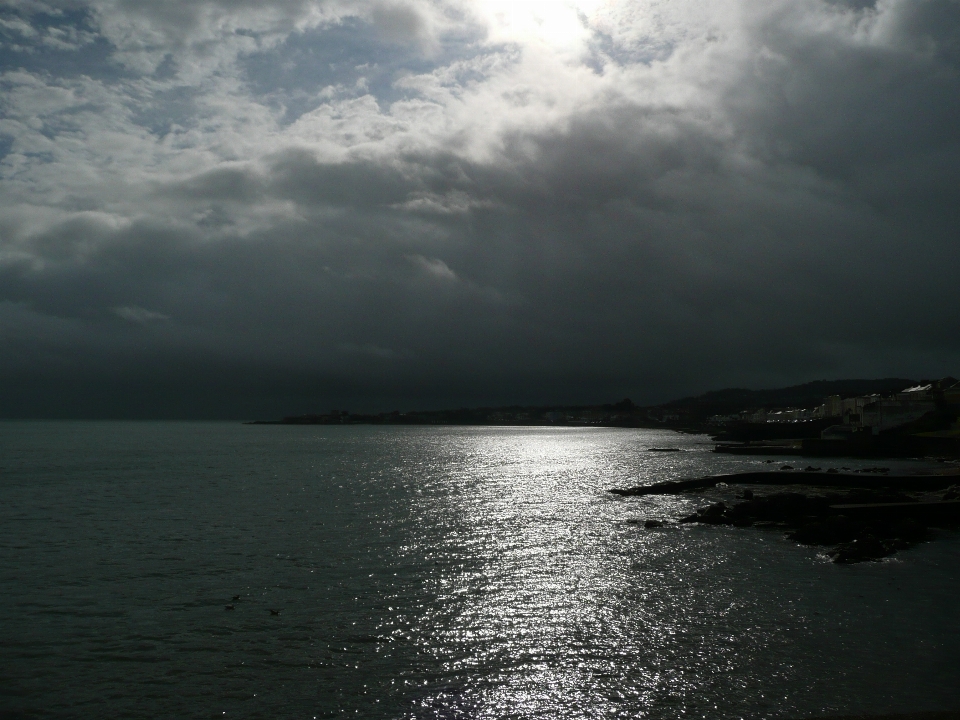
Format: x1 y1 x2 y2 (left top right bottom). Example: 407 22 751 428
0 422 958 720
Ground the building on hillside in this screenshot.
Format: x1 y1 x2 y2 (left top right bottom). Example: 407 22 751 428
816 395 843 418
945 380 960 407
859 394 937 434
837 394 879 427
821 382 944 438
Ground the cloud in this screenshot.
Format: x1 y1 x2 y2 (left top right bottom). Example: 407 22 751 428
112 305 170 323
395 190 496 214
370 2 435 49
0 0 959 417
410 254 458 281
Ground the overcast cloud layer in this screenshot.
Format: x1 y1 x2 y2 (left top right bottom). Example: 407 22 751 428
1 0 958 417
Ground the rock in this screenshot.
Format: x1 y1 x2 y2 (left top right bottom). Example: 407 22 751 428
722 493 819 526
673 488 930 563
839 488 914 505
760 492 820 520
830 535 893 563
804 466 822 472
697 502 731 524
780 465 793 471
944 485 960 501
644 519 664 529
790 515 858 545
680 502 732 525
826 468 839 474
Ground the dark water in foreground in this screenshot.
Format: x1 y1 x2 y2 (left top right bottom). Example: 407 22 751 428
1 423 958 719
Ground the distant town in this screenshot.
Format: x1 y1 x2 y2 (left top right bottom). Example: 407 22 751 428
705 377 960 458
250 377 960 458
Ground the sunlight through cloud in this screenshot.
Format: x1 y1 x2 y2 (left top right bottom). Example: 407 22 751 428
473 0 604 49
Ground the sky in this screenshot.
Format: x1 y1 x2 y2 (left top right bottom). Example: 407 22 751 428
0 0 958 418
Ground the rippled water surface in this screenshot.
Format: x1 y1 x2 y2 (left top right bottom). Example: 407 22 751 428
1 422 959 719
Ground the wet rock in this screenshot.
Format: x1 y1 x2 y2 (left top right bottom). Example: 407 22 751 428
754 492 824 521
789 515 858 545
644 519 665 529
830 535 893 563
697 502 731 524
780 465 793 471
673 486 932 562
804 466 822 472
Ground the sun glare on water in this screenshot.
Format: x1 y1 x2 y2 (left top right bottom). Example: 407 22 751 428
476 0 603 48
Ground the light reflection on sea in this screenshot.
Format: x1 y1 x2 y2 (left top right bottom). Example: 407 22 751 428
0 423 958 719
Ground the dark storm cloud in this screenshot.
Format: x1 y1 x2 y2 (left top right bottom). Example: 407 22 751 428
1 0 958 417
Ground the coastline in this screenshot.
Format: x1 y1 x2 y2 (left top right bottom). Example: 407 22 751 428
612 469 960 563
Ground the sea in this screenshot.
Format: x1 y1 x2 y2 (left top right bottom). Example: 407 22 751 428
1 422 958 720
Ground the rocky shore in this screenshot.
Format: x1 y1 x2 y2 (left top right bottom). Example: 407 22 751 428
612 471 960 563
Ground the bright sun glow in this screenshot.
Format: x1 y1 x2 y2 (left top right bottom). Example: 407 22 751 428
476 0 603 49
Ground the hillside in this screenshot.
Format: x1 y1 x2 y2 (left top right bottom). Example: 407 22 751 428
662 378 918 417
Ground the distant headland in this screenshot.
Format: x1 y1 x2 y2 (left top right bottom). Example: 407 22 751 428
248 376 960 459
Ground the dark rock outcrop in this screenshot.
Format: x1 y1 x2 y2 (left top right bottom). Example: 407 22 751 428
674 489 944 563
829 536 894 563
